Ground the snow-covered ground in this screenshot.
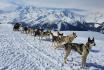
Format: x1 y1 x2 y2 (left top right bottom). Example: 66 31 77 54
0 24 104 70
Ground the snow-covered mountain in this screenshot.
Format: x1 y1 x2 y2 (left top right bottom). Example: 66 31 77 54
0 6 104 33
14 6 85 24
96 22 104 33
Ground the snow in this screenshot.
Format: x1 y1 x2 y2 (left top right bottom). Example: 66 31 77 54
0 12 19 24
85 11 104 23
0 24 104 70
1 5 104 29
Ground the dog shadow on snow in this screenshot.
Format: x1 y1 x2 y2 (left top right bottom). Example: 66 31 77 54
90 49 99 53
86 63 104 70
41 38 52 42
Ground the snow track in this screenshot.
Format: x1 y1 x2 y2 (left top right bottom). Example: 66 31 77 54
0 24 104 70
0 24 66 70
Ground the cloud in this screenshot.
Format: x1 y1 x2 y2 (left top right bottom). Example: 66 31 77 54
12 0 103 12
0 0 17 11
0 2 12 9
0 0 104 12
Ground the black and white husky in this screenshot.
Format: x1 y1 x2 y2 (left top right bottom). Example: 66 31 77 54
63 37 96 68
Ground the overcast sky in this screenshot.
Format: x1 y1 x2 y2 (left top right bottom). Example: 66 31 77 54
0 0 104 12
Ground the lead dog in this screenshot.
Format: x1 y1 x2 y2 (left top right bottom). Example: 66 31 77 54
63 37 96 68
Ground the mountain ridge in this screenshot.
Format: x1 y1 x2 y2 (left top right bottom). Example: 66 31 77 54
0 6 104 33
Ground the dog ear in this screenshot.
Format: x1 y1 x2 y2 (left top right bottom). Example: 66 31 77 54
88 37 90 41
73 32 74 34
73 32 75 34
62 33 63 35
92 37 94 41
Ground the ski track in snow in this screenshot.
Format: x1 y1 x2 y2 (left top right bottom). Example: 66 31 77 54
0 24 66 70
0 24 104 70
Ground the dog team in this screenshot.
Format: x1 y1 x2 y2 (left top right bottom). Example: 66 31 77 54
13 23 96 68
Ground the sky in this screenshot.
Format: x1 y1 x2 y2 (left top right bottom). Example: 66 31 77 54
0 0 104 12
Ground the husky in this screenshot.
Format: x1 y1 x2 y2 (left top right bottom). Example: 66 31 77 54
50 32 61 47
22 26 29 34
34 29 44 40
41 30 51 40
27 28 34 35
63 37 96 68
13 23 21 31
55 32 77 48
57 31 63 37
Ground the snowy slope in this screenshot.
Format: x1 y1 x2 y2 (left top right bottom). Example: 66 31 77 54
0 24 104 70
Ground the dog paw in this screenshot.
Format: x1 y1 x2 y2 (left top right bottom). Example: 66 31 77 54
64 61 67 64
